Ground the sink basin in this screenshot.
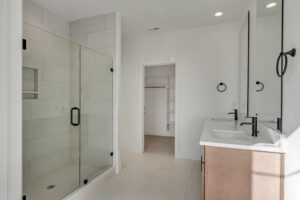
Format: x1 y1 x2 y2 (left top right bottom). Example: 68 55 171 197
213 129 250 141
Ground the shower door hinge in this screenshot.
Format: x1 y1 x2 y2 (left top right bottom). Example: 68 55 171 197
110 68 114 72
23 195 26 200
277 117 282 131
110 152 114 157
84 179 88 185
23 39 27 50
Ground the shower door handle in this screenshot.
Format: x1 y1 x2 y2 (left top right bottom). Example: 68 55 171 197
71 107 80 126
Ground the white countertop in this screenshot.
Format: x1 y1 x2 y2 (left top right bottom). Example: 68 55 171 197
199 119 286 153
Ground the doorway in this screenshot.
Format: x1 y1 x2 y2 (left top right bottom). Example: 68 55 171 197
143 64 176 155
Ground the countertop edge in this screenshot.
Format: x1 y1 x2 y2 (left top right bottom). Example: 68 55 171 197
200 141 286 154
199 119 286 154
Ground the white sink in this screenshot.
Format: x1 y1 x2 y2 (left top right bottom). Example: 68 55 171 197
213 129 251 141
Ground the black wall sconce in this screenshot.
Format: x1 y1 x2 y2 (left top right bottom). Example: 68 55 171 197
23 39 27 50
217 82 227 92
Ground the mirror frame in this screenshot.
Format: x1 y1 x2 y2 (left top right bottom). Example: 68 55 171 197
279 0 284 132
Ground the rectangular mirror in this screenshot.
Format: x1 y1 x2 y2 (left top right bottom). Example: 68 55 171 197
252 0 283 131
239 12 250 117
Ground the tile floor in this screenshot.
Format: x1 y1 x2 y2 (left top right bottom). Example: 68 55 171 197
24 136 201 200
144 135 175 155
84 136 201 200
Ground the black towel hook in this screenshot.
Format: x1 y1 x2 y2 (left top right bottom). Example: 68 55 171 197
256 81 264 92
276 48 296 77
217 82 227 92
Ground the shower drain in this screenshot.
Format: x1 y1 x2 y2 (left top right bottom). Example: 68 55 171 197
46 185 56 190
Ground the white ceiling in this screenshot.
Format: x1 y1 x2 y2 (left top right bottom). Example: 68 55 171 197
31 0 248 37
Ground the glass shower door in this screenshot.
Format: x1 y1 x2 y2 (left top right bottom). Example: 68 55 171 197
80 47 114 183
22 23 81 200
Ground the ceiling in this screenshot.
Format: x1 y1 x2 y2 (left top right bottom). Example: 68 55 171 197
31 0 248 37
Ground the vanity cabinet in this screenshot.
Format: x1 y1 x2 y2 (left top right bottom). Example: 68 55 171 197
201 146 284 200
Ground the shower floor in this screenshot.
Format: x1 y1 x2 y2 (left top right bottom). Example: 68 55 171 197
23 163 108 200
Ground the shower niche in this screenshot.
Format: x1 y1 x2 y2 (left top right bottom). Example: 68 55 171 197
22 67 38 99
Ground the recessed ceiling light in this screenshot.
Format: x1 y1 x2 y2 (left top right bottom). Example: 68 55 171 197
214 12 223 17
147 27 160 31
266 2 277 8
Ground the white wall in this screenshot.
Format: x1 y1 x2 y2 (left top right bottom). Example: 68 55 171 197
120 22 240 160
283 0 300 199
0 0 22 199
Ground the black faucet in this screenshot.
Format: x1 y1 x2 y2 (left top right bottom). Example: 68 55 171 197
228 109 238 121
240 117 259 137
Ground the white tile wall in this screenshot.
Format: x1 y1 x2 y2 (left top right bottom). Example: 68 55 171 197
23 2 118 183
80 47 114 177
22 22 73 183
70 13 117 59
23 0 70 39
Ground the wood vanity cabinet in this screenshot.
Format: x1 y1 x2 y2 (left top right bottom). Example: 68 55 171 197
201 146 284 200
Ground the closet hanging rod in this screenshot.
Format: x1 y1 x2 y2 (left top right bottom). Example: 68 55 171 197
145 75 175 78
145 86 166 88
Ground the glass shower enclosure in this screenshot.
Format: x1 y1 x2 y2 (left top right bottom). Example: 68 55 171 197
22 22 113 200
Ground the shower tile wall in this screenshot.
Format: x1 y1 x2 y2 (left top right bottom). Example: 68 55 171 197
70 13 116 59
69 14 115 179
22 22 72 183
80 47 113 179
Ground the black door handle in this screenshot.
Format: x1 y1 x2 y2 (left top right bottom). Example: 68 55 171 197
71 107 80 126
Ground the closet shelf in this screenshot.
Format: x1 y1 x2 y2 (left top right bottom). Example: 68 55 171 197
23 91 39 94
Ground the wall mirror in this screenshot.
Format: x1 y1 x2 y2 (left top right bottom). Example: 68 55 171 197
252 0 283 131
239 11 250 117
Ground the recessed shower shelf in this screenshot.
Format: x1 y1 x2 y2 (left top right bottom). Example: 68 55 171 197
22 66 39 99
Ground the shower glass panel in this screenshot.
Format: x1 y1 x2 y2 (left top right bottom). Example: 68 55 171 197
22 22 113 200
80 47 113 184
22 22 80 200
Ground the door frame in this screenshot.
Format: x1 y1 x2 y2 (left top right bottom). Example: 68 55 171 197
141 61 178 156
